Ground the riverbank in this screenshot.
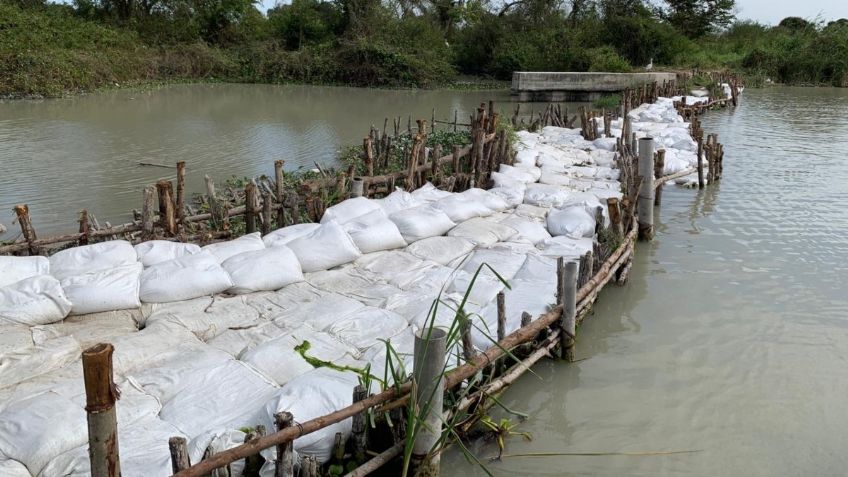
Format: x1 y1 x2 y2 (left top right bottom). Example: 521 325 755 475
3 2 844 99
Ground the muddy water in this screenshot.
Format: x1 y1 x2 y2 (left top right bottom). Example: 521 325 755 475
0 84 521 239
441 86 848 476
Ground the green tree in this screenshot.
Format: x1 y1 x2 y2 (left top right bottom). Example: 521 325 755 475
663 0 735 38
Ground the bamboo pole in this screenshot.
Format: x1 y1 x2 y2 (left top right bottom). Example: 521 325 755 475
697 137 705 189
412 327 447 476
637 137 655 240
343 442 403 477
261 192 273 236
560 260 577 361
654 150 665 206
82 343 121 477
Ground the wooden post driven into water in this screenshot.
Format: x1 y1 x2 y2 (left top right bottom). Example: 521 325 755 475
637 137 655 240
557 258 578 361
412 327 447 476
82 343 121 477
13 204 37 255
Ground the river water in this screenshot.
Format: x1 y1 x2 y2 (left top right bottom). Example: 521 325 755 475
0 84 518 239
442 86 848 476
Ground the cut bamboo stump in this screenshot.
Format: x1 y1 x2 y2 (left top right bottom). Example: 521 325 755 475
654 149 665 206
350 385 368 463
156 180 177 236
637 137 655 240
412 327 447 476
176 161 186 225
82 343 121 477
169 437 191 473
273 412 294 477
245 182 258 234
274 160 286 227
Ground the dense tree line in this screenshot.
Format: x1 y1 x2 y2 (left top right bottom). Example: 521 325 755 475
1 0 847 96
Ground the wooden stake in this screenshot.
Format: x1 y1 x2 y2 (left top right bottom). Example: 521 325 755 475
697 137 705 189
78 209 90 246
245 182 258 234
301 456 320 477
170 437 191 473
607 197 623 237
156 180 176 236
175 161 186 225
273 412 294 477
351 385 368 463
261 192 273 236
275 160 286 227
244 425 265 475
141 186 155 240
654 150 666 206
363 137 375 176
82 343 121 477
12 204 37 255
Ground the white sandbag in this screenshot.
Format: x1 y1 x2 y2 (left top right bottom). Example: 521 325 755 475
374 188 423 215
513 254 557 281
488 185 526 208
491 171 525 190
353 252 439 291
202 232 265 263
513 203 549 221
0 459 30 477
405 236 475 266
326 307 409 350
498 164 541 183
286 221 362 273
0 392 87 476
188 429 246 477
157 360 279 438
499 215 552 245
458 248 527 282
49 240 137 280
305 267 402 308
0 324 32 355
239 325 357 385
447 217 517 247
31 310 138 349
0 255 49 288
460 188 510 212
139 251 234 303
259 368 359 464
537 236 594 259
447 271 505 307
60 263 142 315
134 240 201 267
342 210 407 254
40 417 183 477
0 336 80 389
513 149 539 168
524 183 572 208
410 182 453 202
472 279 555 350
547 206 596 238
538 171 574 187
561 192 609 225
431 194 494 222
271 292 366 332
222 246 304 294
144 294 263 342
0 276 72 326
320 197 382 225
389 206 456 243
263 223 320 249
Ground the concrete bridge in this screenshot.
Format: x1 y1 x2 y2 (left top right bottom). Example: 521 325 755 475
512 71 678 102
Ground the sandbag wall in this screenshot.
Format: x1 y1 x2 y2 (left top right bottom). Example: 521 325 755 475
0 82 741 477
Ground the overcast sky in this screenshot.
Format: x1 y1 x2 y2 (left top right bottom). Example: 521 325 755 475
256 0 848 25
734 0 848 25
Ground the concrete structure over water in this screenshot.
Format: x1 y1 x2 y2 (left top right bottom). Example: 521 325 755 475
512 71 678 102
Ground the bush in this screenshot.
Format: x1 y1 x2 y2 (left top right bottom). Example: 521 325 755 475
586 46 631 72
